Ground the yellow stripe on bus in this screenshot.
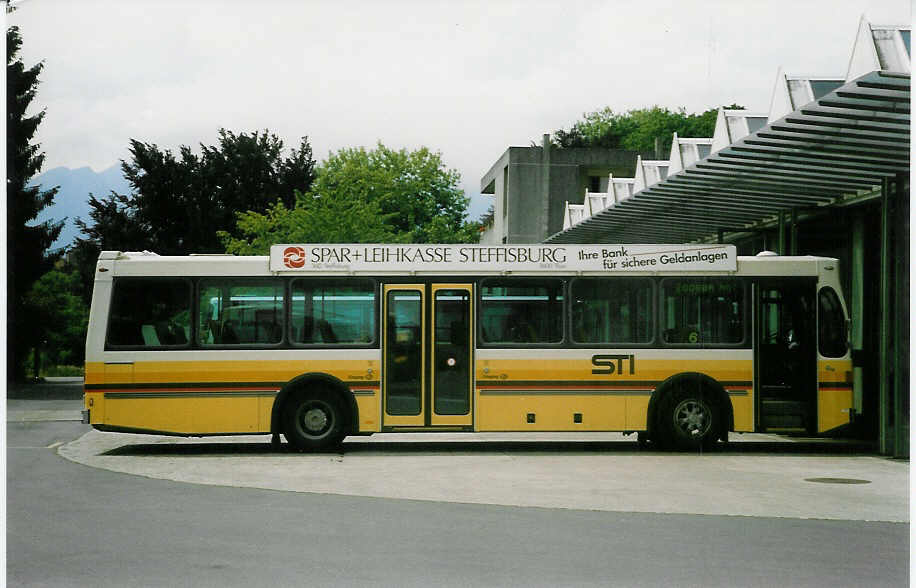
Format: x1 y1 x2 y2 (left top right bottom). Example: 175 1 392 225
86 356 756 435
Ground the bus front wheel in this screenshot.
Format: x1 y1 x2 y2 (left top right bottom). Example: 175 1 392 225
658 387 720 451
283 390 345 451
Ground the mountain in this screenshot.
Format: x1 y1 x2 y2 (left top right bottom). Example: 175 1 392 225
30 164 131 249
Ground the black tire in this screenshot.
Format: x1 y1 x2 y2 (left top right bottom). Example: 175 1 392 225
657 386 721 451
283 389 346 451
636 431 651 448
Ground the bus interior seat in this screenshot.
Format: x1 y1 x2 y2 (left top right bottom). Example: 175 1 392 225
206 319 220 343
254 309 281 343
151 320 188 346
507 319 537 343
300 316 315 343
141 325 160 346
663 326 695 344
171 324 188 344
220 321 240 344
256 322 281 343
155 322 175 345
109 318 144 346
317 320 337 343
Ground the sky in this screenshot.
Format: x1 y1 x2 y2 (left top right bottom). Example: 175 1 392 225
9 0 912 220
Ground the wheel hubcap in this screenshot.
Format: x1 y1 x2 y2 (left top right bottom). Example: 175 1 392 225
674 399 710 437
297 402 332 437
303 407 328 432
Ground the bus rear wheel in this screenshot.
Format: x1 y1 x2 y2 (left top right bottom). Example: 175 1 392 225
658 388 720 451
283 390 345 451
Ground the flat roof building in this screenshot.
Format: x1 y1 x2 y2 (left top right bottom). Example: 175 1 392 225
478 136 651 244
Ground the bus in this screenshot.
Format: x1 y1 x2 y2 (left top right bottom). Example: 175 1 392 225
82 243 853 451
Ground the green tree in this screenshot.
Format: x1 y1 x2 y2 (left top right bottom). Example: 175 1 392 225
551 104 743 153
76 129 316 257
221 142 480 253
67 235 111 306
221 192 405 255
22 267 89 376
7 25 63 381
314 143 474 243
479 204 495 229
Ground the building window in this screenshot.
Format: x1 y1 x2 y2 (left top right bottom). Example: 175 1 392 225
589 176 601 193
502 166 508 220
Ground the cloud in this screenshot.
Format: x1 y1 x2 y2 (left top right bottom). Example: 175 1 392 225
12 0 910 224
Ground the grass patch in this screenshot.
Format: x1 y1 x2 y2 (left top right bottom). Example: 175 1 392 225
41 365 85 377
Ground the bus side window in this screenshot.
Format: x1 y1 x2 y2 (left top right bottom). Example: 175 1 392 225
290 279 375 346
106 278 191 349
480 278 564 344
661 279 743 346
818 287 847 357
198 280 284 346
570 278 653 345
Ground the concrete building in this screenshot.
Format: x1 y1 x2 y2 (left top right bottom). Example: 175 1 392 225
549 18 910 457
478 136 651 244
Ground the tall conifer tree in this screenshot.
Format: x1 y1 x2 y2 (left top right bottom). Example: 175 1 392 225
7 25 62 381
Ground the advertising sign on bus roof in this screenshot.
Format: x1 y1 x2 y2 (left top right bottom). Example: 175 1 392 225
269 244 738 273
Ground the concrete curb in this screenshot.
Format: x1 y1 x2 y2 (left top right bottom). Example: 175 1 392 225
59 430 909 522
8 410 83 422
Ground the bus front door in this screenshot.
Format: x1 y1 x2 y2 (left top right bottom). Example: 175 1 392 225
382 284 474 429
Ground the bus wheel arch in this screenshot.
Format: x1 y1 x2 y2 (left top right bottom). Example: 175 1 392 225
272 373 359 449
647 372 732 450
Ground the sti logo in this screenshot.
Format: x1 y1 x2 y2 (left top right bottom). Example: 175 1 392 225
591 354 636 375
283 246 306 269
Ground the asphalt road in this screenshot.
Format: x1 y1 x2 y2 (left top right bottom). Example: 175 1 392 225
7 419 909 588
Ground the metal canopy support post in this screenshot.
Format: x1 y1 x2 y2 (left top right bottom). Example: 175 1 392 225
850 216 865 416
878 177 891 455
790 208 799 255
893 173 909 457
777 210 787 255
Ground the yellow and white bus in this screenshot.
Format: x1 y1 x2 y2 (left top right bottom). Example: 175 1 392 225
83 244 853 450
